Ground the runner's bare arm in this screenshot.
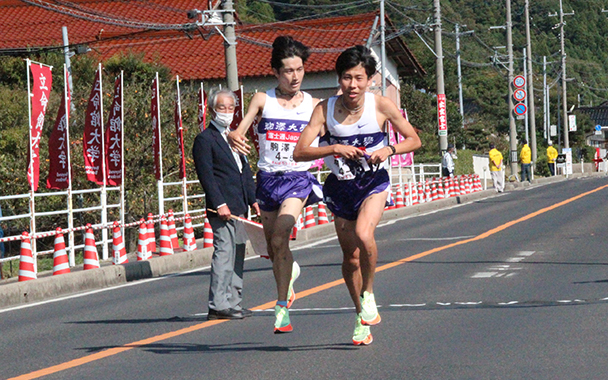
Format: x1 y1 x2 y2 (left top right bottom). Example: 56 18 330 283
368 95 421 164
227 92 266 155
294 101 364 162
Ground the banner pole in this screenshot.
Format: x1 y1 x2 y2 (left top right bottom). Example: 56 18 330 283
156 72 165 217
176 76 188 216
64 64 75 266
98 64 108 260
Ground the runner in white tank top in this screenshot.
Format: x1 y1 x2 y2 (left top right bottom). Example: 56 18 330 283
227 36 322 334
294 46 421 346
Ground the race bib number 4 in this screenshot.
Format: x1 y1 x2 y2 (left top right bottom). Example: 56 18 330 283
266 131 299 165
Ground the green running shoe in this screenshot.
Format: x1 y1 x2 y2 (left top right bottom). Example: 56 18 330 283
274 305 293 334
352 314 373 346
360 291 381 326
287 261 301 308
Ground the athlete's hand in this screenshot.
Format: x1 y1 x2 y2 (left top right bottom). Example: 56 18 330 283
227 131 251 155
368 146 392 164
334 145 364 160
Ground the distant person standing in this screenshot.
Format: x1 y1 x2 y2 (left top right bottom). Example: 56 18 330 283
546 141 558 176
520 139 532 182
489 143 504 192
442 143 455 178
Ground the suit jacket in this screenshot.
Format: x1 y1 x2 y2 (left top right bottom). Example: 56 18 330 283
192 121 256 217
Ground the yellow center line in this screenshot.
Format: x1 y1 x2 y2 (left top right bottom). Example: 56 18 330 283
10 183 608 380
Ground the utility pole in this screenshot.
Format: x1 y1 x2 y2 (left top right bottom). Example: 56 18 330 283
543 56 548 140
524 0 537 162
455 24 473 134
222 0 238 91
506 0 518 175
489 0 516 175
434 0 447 153
550 0 574 148
61 26 74 99
523 48 529 144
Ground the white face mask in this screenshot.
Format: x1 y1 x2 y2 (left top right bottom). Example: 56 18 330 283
215 112 234 127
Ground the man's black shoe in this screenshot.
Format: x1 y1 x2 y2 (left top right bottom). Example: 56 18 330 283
241 308 253 318
208 308 244 320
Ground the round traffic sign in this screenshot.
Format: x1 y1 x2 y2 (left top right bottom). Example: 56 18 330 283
513 75 526 88
513 88 526 102
514 103 527 115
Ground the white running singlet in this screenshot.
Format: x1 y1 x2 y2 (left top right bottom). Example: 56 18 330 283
256 89 317 172
321 92 387 180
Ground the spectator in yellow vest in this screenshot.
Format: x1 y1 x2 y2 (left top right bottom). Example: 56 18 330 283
546 141 558 176
520 139 532 182
489 143 504 192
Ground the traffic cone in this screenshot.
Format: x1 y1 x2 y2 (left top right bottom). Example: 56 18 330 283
137 220 150 261
436 179 445 199
291 213 303 240
404 183 410 206
304 206 316 228
459 176 466 195
395 187 405 208
411 183 419 205
18 231 36 282
112 221 128 265
449 178 458 197
146 213 156 254
167 210 180 251
431 181 439 201
203 216 214 248
183 214 197 252
52 228 70 275
159 218 174 256
475 175 482 192
83 224 100 270
317 203 329 224
425 181 432 202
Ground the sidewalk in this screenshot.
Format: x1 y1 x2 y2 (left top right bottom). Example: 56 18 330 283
2 171 605 309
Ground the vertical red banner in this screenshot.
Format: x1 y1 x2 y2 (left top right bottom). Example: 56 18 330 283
198 86 207 132
437 93 447 137
151 76 162 180
83 68 104 185
47 67 70 189
174 96 186 179
105 76 123 186
388 109 414 168
28 63 53 191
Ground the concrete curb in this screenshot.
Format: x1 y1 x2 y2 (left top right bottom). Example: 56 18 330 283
2 171 606 309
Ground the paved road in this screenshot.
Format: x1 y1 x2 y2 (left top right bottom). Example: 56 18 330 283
3 176 608 380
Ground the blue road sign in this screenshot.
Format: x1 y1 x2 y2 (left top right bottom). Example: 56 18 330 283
514 103 527 115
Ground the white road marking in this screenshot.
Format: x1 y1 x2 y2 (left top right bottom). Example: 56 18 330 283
472 272 498 278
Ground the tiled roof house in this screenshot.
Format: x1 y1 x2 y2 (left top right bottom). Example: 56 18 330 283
1 0 425 103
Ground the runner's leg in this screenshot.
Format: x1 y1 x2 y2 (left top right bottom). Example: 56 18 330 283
355 191 387 295
262 197 306 302
335 216 362 313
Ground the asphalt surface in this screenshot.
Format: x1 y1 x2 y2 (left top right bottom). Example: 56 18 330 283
3 175 608 380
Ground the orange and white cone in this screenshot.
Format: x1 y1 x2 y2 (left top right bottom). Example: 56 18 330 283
137 220 150 261
52 228 70 275
475 175 482 192
146 213 156 254
436 179 445 199
411 183 419 205
203 216 214 248
183 214 197 252
159 218 174 256
167 210 180 251
459 176 466 195
112 221 128 265
431 181 439 201
404 184 410 206
317 203 329 225
425 180 432 202
304 206 316 228
83 224 100 270
395 187 405 208
18 231 36 282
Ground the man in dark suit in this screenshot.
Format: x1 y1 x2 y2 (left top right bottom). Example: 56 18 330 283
193 88 260 320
